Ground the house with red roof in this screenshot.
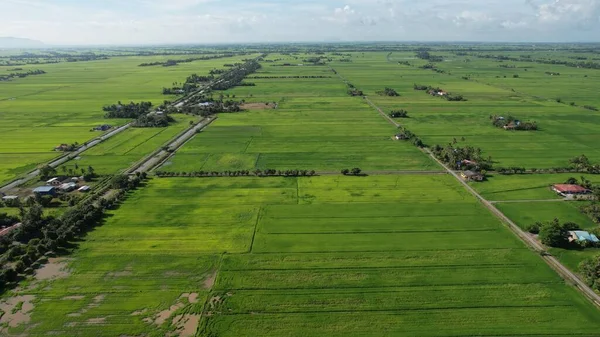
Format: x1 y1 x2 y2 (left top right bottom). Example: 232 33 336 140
552 184 590 196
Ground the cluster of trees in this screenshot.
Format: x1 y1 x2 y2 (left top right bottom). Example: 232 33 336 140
569 155 600 174
395 127 424 147
525 218 585 248
103 101 153 119
431 144 493 170
389 110 409 118
53 143 80 152
346 83 363 97
491 115 538 131
238 82 256 86
155 169 317 178
415 50 444 62
210 59 262 91
138 54 242 67
584 105 599 111
0 213 19 227
0 69 46 81
0 174 146 290
545 71 560 76
579 254 600 292
377 87 400 97
163 73 215 96
302 56 330 65
341 168 363 176
581 204 600 224
181 98 243 117
132 114 174 128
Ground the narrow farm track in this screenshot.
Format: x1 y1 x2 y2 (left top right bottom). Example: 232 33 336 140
490 199 567 204
132 116 217 173
331 65 600 309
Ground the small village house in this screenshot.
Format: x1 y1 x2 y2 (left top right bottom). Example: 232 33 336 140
59 182 78 192
78 186 91 193
461 170 485 182
552 184 590 196
568 231 600 244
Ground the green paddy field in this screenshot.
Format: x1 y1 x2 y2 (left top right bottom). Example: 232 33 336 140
3 46 600 336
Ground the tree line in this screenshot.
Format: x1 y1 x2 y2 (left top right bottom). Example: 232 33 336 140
377 87 400 97
138 53 246 67
155 169 317 178
491 115 538 131
0 69 46 81
210 59 263 91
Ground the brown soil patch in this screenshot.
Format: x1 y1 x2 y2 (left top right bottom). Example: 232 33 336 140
203 271 217 289
172 314 200 337
241 103 274 110
131 309 148 316
154 303 184 326
0 295 35 329
62 295 85 300
188 293 199 304
86 317 106 325
35 258 70 281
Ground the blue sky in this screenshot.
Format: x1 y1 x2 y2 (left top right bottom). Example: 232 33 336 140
2 0 600 45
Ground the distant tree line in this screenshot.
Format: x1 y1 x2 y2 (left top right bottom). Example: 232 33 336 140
341 168 363 176
210 59 263 91
156 169 317 178
138 54 245 67
465 52 600 70
103 101 153 119
416 50 444 62
0 69 46 81
247 76 331 79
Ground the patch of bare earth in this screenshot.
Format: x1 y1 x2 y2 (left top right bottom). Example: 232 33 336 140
35 258 71 281
154 303 184 326
171 314 200 337
241 103 275 110
86 317 106 325
0 295 36 331
203 271 217 289
62 295 85 300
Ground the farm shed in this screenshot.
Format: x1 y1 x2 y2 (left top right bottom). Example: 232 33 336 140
568 231 600 243
461 170 485 182
2 195 18 201
33 186 57 196
78 186 91 192
552 184 589 196
46 177 61 186
59 182 77 192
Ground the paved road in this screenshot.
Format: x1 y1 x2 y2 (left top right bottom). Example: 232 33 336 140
129 116 217 174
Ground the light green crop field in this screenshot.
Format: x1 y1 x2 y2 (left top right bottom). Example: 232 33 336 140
160 60 436 172
0 53 255 185
8 176 600 336
4 48 600 337
333 52 600 169
57 114 197 176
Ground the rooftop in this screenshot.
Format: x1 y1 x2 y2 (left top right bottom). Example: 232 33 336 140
553 184 589 194
33 186 56 193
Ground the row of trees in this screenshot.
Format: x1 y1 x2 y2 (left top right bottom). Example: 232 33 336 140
155 169 317 177
0 174 146 290
210 59 263 91
247 75 331 79
39 164 96 181
341 168 362 176
395 127 424 147
102 101 153 119
0 69 46 82
346 83 364 97
415 50 444 62
138 54 243 67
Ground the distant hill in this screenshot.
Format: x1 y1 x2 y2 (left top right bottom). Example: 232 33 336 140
0 37 45 49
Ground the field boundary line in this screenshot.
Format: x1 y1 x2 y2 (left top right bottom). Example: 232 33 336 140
197 254 224 337
249 207 263 253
